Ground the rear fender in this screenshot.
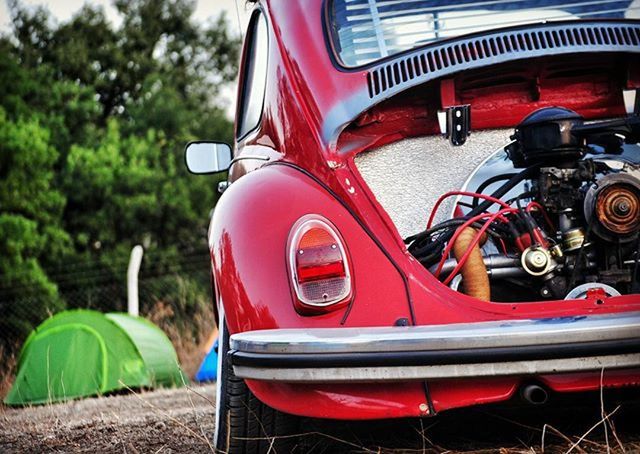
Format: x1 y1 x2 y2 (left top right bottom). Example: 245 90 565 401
208 164 412 335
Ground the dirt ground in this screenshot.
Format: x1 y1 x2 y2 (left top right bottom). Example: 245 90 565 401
1 384 639 453
0 384 217 453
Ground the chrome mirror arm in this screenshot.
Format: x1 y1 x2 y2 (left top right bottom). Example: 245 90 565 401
227 155 270 169
219 155 271 194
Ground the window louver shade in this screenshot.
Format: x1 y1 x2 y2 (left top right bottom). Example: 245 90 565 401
329 0 638 67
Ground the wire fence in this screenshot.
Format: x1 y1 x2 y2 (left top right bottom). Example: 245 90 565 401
0 249 216 393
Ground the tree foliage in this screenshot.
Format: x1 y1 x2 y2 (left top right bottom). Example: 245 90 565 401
0 0 239 344
0 109 67 339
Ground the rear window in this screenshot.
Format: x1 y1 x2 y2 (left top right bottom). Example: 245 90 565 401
237 11 269 139
327 0 639 68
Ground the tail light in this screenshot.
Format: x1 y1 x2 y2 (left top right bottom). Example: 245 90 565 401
288 216 352 313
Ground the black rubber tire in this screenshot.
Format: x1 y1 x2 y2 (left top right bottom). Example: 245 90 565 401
215 320 300 453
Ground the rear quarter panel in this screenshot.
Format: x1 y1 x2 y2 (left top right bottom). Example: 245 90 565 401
209 164 413 333
209 163 436 418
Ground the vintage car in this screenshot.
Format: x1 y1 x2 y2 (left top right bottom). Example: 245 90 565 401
185 0 640 451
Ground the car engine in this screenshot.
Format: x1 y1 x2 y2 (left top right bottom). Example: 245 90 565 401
407 107 640 302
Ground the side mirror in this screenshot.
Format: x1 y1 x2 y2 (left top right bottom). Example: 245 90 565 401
184 141 233 174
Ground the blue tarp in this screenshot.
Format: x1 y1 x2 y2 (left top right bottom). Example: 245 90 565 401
195 339 218 382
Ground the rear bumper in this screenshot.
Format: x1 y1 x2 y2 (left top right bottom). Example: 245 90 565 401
229 311 640 382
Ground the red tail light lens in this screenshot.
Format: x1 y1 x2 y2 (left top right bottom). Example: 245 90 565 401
288 216 352 311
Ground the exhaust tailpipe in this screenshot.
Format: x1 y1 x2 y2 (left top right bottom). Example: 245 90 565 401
521 384 549 405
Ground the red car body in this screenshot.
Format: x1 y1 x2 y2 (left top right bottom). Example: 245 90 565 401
206 0 640 420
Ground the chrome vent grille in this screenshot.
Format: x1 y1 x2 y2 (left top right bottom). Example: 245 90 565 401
366 23 640 99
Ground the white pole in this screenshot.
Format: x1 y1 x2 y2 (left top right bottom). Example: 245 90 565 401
127 245 144 317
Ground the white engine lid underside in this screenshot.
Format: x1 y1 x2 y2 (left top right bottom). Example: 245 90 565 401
354 129 511 238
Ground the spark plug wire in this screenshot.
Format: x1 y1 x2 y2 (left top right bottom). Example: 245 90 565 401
433 208 518 278
442 208 519 286
427 191 511 229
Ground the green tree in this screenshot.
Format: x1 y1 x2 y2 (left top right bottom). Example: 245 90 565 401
7 0 239 136
0 109 68 343
0 0 240 345
0 42 102 153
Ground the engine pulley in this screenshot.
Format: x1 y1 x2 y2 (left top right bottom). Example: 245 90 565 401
596 185 639 235
564 283 621 300
585 172 640 242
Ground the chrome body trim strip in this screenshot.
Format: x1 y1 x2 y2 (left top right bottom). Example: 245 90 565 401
232 354 640 382
230 311 640 354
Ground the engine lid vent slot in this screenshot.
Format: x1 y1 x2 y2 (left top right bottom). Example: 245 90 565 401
366 22 640 99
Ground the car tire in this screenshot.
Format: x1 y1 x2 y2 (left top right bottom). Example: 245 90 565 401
214 313 300 453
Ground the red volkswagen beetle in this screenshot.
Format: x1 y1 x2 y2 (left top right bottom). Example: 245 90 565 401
185 0 640 451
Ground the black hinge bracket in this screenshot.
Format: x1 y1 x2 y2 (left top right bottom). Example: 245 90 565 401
438 105 471 146
447 105 471 146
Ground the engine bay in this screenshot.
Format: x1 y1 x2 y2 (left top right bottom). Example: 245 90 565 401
406 107 640 302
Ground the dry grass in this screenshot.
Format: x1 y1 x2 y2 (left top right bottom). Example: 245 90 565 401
0 345 18 402
285 400 640 453
147 300 216 379
1 373 639 453
0 383 217 453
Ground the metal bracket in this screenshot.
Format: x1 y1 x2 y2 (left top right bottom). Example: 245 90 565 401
623 88 640 116
218 181 230 194
438 105 471 146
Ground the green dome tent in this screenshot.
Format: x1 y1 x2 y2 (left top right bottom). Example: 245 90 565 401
5 310 186 405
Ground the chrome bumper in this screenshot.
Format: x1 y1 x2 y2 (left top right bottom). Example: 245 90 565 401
229 311 640 383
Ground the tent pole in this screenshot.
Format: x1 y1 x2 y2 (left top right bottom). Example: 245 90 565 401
127 245 144 317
